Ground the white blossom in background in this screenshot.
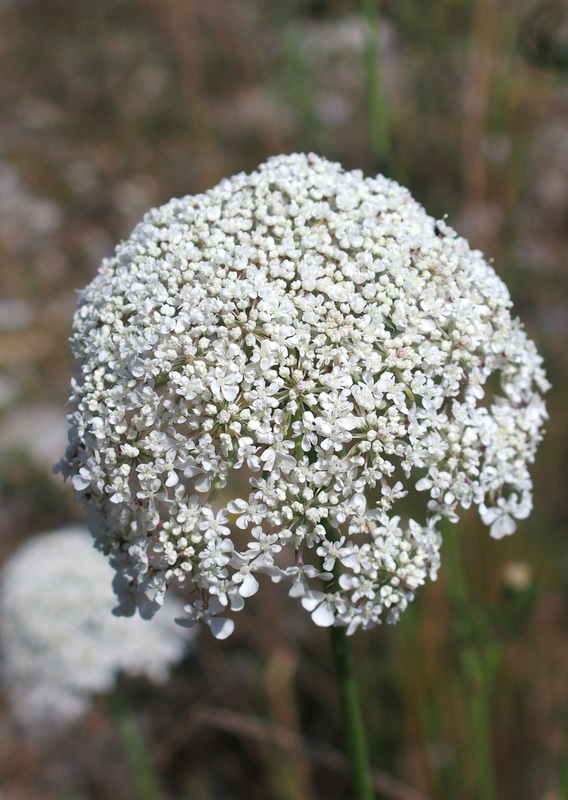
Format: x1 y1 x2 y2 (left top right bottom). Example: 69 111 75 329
0 527 193 731
58 153 549 638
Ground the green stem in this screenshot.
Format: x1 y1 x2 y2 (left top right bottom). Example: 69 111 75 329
107 688 162 800
361 0 390 166
329 625 375 800
444 524 498 800
561 701 568 799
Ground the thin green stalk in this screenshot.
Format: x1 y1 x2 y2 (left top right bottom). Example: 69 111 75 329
329 627 375 800
361 0 390 166
561 702 568 799
108 688 161 800
322 520 374 799
444 524 498 800
282 22 325 153
329 624 375 800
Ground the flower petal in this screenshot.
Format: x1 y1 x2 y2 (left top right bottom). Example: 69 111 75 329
311 602 336 627
301 590 325 612
208 616 235 639
239 573 259 598
490 514 516 540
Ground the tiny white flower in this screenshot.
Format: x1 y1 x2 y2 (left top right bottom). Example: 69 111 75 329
227 497 267 529
480 494 532 539
285 563 333 597
301 591 342 627
199 508 231 539
177 597 234 640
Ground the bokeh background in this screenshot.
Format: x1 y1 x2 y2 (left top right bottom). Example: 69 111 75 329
0 0 567 798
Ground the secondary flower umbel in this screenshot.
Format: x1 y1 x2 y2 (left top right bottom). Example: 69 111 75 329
58 153 549 637
0 527 193 730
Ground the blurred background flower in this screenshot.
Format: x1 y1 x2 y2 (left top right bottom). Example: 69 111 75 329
0 1 567 799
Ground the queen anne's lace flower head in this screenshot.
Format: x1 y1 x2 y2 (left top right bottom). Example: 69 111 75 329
0 527 193 730
58 153 549 638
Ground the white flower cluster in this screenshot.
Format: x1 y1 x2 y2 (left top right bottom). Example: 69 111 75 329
0 527 193 730
59 153 549 638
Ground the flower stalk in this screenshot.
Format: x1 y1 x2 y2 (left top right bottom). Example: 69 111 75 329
325 520 375 800
361 0 389 165
444 523 499 800
108 687 162 800
329 624 375 800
